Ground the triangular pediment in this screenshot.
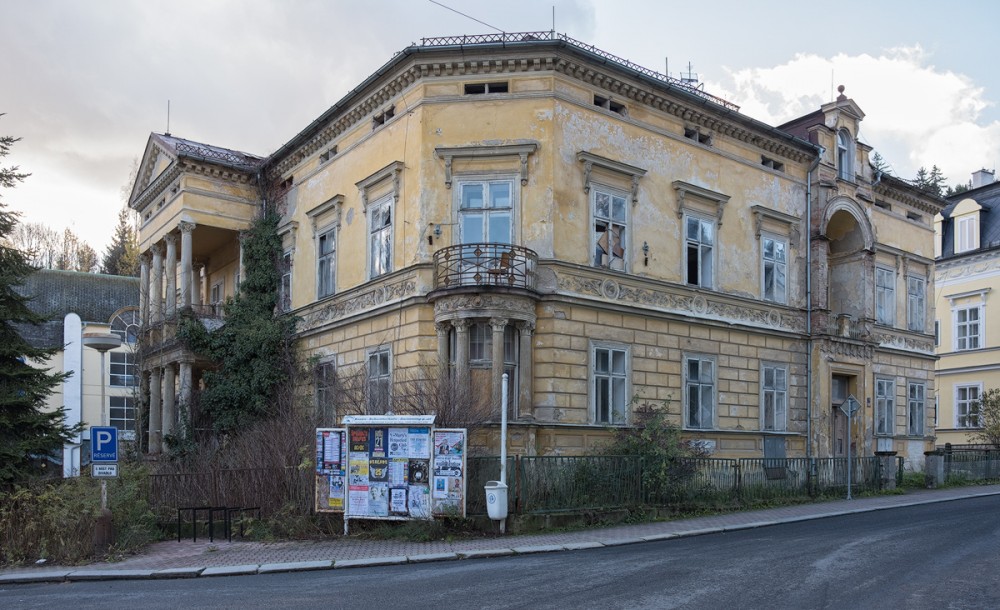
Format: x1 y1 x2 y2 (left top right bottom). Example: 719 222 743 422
128 133 179 210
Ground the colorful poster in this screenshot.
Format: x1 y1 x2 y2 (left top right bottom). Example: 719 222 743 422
408 428 430 458
328 475 345 510
388 428 408 458
370 427 388 458
408 459 429 484
389 487 407 514
369 457 389 482
388 459 409 486
408 485 430 518
323 431 341 469
369 483 389 517
434 455 462 478
350 428 370 453
433 476 448 499
349 454 369 486
434 431 463 456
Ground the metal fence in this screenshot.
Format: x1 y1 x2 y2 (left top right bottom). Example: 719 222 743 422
944 450 1000 483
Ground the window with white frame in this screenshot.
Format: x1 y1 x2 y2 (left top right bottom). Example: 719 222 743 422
314 358 336 421
956 384 982 428
366 347 391 414
317 228 336 298
907 382 925 436
369 194 392 278
592 344 628 425
837 129 853 181
875 267 895 326
280 251 292 312
210 279 224 314
761 363 787 431
762 236 787 304
593 186 628 271
956 216 978 253
955 306 982 351
109 396 136 439
110 309 139 345
459 178 513 245
455 322 519 412
685 215 714 288
875 377 895 436
907 276 925 332
109 352 137 387
685 355 715 429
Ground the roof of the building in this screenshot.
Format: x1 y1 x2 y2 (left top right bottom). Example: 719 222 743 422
155 133 263 171
13 269 139 349
939 180 1000 259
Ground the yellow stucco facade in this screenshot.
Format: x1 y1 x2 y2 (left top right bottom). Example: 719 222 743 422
131 34 944 466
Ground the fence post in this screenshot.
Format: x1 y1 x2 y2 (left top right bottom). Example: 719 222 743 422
808 458 816 498
924 450 944 488
513 454 520 515
733 461 742 502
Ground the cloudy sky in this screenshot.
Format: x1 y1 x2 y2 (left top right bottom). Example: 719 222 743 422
3 0 999 255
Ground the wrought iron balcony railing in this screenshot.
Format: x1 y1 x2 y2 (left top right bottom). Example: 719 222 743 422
433 243 537 290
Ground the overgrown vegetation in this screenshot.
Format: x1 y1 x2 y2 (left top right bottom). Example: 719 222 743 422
970 387 1000 448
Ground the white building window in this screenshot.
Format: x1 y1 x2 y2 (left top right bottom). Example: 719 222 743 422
907 276 925 332
955 306 982 351
907 382 925 436
685 215 714 288
761 363 787 431
366 347 391 414
685 355 715 429
956 384 982 428
956 216 978 253
110 309 139 345
875 377 895 436
369 194 393 279
593 186 628 271
109 352 137 387
280 251 292 312
109 396 136 440
837 129 853 181
875 267 895 326
592 344 628 425
459 178 513 245
317 228 336 298
762 236 787 304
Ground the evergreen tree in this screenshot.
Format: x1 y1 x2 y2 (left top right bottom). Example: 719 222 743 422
101 207 139 276
914 166 930 191
0 124 78 488
929 165 947 196
871 151 891 175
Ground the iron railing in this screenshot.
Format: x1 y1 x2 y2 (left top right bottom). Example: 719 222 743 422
944 450 1000 483
418 32 740 111
174 142 261 171
433 243 537 290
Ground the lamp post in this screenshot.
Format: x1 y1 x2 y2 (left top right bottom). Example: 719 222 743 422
83 331 122 512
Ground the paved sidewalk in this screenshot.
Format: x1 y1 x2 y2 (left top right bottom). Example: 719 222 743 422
3 484 999 585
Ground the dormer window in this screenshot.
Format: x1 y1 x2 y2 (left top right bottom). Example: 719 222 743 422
957 216 978 253
837 129 853 181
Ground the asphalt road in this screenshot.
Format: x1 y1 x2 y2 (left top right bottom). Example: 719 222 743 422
4 496 999 609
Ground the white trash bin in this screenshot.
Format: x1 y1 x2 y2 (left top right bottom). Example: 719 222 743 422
484 481 508 521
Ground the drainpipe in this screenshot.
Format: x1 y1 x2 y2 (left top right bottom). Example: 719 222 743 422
806 148 824 463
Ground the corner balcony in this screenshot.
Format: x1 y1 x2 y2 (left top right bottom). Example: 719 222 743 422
433 243 537 291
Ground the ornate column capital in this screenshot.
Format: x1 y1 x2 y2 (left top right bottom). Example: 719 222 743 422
490 317 508 332
453 319 471 332
178 220 196 234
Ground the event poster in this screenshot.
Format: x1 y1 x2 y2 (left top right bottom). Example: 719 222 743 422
431 429 467 517
408 485 430 518
408 428 429 458
314 429 347 513
387 429 408 458
389 487 407 514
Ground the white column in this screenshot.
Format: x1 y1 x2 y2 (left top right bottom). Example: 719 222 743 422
164 233 177 318
162 364 176 441
148 367 162 454
179 221 194 309
436 321 451 374
150 244 163 325
517 321 534 419
139 254 150 327
179 360 193 428
454 319 470 385
490 317 507 410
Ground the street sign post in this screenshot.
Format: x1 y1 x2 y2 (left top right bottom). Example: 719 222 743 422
92 464 118 478
839 396 861 500
91 426 118 463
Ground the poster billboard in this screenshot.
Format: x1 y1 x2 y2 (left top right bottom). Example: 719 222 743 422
315 428 347 513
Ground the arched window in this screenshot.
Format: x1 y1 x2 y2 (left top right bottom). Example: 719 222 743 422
110 307 140 345
837 130 853 181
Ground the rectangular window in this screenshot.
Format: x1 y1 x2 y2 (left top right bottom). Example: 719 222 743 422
109 352 137 387
955 306 981 350
762 236 787 304
685 216 714 288
369 196 392 278
762 364 787 431
314 359 336 421
459 179 513 245
956 384 982 428
317 228 336 298
907 382 925 436
907 276 925 332
685 356 715 429
957 216 977 253
875 267 895 325
593 345 628 424
593 187 628 271
875 377 895 436
465 82 508 94
210 279 223 315
367 348 391 414
280 252 292 312
109 396 136 439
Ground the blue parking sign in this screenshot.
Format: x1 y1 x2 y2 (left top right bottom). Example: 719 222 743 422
91 427 118 462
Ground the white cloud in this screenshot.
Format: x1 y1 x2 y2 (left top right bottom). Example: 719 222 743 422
707 45 1000 185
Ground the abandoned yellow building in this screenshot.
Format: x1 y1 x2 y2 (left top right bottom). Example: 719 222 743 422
129 33 945 465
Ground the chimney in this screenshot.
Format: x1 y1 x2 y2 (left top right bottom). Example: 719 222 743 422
972 169 995 189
